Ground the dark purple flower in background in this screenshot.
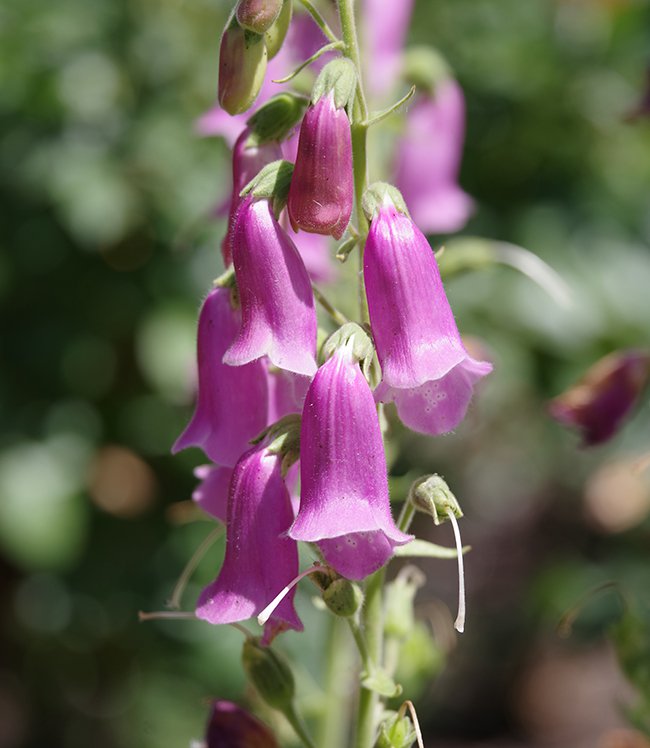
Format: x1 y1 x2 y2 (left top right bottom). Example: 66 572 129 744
224 196 317 376
196 446 303 641
289 346 412 580
549 349 650 446
204 699 280 748
287 91 354 240
364 193 491 435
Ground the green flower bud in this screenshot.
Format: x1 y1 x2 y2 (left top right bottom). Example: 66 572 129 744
322 577 364 618
236 0 283 34
376 711 417 748
219 15 268 115
246 93 309 146
409 473 463 526
242 638 295 711
265 0 292 60
362 182 410 223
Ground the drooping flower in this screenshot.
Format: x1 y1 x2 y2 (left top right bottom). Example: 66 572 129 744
281 216 336 283
172 287 270 467
395 80 473 235
363 184 492 436
222 127 283 266
218 16 268 116
205 700 280 748
289 344 412 580
361 0 415 99
549 349 650 446
224 196 317 376
196 446 303 640
287 60 356 239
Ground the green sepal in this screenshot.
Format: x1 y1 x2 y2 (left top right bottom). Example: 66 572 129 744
402 46 451 94
312 58 357 110
409 474 463 526
361 669 402 699
322 322 380 387
242 637 295 710
362 182 410 223
265 0 292 59
393 538 470 559
213 265 236 289
246 93 309 146
376 711 417 748
240 159 294 218
322 578 364 618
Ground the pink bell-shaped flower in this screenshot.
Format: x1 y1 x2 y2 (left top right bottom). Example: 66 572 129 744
395 80 473 235
222 127 283 266
172 287 270 467
363 184 492 436
287 59 356 239
289 343 412 580
196 446 303 640
224 195 318 376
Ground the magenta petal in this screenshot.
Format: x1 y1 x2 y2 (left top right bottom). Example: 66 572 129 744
287 93 354 240
196 447 303 634
267 366 310 423
172 288 270 466
192 464 232 522
224 197 317 376
289 348 412 580
364 204 491 435
395 82 474 234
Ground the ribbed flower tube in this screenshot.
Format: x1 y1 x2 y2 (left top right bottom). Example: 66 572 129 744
224 196 317 376
364 202 492 435
287 92 353 240
289 346 412 580
196 446 303 640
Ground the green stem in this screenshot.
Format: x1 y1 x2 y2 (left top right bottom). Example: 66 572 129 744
347 616 371 671
284 702 317 748
312 283 350 326
397 499 417 534
297 0 340 44
318 617 354 748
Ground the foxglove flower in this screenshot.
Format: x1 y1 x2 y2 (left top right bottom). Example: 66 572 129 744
173 287 270 467
549 349 650 446
222 127 283 266
362 0 414 99
196 446 303 640
205 700 279 748
287 59 356 239
224 196 317 376
289 345 412 580
193 464 232 522
363 186 492 436
395 81 473 234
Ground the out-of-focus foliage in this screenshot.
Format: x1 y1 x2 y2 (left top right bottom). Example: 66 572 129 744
1 0 649 746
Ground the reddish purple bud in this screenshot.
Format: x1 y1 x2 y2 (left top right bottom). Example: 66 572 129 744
549 350 650 447
364 198 492 435
236 0 283 35
222 128 283 266
289 347 412 580
205 700 279 748
287 93 353 240
172 288 270 467
395 82 473 234
224 196 317 376
218 21 267 116
196 446 303 639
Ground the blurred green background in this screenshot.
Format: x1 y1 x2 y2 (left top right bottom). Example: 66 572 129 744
1 0 650 746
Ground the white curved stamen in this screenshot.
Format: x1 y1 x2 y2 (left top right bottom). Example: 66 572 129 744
257 565 328 626
446 509 466 634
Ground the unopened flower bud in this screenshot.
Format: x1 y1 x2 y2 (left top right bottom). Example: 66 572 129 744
236 0 283 34
409 474 462 525
322 577 364 618
205 700 280 748
246 93 308 147
549 349 650 447
219 16 267 116
264 0 292 59
242 637 295 711
376 711 417 748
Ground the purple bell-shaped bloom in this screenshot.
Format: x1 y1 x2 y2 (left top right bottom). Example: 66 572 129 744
172 287 270 467
193 464 233 522
224 196 318 376
287 91 354 240
289 345 412 580
395 81 473 235
222 127 283 266
196 446 303 640
364 191 492 436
